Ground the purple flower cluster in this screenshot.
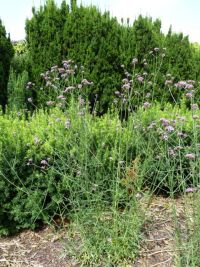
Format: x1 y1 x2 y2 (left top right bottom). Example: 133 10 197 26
132 58 138 65
137 75 144 83
192 115 199 120
175 81 187 88
27 158 33 166
185 153 195 159
160 118 170 127
191 104 199 110
185 92 193 98
165 125 174 132
147 121 157 129
46 101 55 106
174 80 196 99
81 79 93 86
40 158 50 170
143 102 151 109
26 82 35 89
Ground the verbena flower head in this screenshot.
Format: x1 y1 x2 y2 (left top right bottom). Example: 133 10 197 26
185 153 195 159
147 121 156 129
192 115 199 120
78 97 85 106
122 78 129 84
58 68 65 74
82 79 93 86
132 58 138 65
46 101 55 106
27 158 33 166
143 102 151 108
160 118 170 126
185 92 193 98
165 125 174 132
137 76 144 82
185 187 197 193
191 104 199 110
46 81 52 87
177 132 187 138
50 65 58 72
185 84 194 90
41 160 48 165
147 81 153 86
65 119 71 129
64 86 76 93
187 80 195 84
115 91 120 96
162 134 168 141
122 83 131 90
26 82 35 89
168 148 175 157
175 81 187 89
145 93 151 98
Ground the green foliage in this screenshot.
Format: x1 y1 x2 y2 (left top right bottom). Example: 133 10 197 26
7 69 29 111
25 0 200 112
135 104 200 194
13 40 27 55
0 99 199 235
132 16 161 61
25 0 69 82
0 106 132 234
0 19 14 110
11 41 30 75
66 206 142 266
163 28 195 80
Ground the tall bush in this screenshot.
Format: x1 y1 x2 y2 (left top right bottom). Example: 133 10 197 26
0 19 14 111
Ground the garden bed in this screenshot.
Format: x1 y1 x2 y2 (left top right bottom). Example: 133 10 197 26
0 194 195 267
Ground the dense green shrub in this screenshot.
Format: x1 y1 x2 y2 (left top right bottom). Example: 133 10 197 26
0 100 199 234
24 0 200 111
0 105 135 234
135 104 200 194
7 69 29 111
0 19 14 111
2 53 200 234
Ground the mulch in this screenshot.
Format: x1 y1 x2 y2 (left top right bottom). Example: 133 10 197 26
0 195 194 267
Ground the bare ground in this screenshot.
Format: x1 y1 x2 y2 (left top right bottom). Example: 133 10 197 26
0 195 193 267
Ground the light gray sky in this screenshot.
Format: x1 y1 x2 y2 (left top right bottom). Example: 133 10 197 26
0 0 199 43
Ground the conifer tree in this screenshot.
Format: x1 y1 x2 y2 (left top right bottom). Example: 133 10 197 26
25 1 200 110
132 16 160 61
164 28 194 80
0 19 14 111
25 0 65 81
